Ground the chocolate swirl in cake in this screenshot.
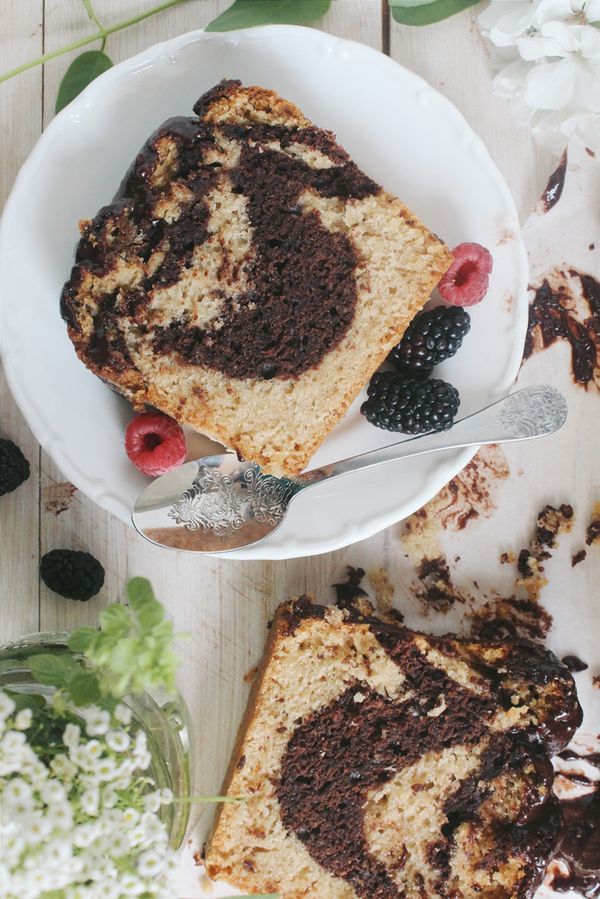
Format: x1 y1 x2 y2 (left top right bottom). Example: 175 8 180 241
278 601 581 899
61 80 379 382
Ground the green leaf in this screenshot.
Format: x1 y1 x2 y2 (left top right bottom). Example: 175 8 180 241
68 671 102 706
28 653 80 688
206 0 331 32
99 603 130 633
127 577 164 629
55 50 113 113
67 627 97 654
389 0 480 26
127 577 156 610
5 690 46 711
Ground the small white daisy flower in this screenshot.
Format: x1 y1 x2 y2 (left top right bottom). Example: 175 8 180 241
114 704 132 726
81 708 110 737
63 723 80 749
0 692 16 720
136 849 165 878
105 729 130 753
13 709 32 731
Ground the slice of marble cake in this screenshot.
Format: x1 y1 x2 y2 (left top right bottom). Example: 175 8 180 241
206 597 581 898
61 80 451 476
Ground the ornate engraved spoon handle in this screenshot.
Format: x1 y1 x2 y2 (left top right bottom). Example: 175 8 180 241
296 385 567 487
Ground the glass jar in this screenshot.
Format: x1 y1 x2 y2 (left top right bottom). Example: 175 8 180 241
0 632 192 848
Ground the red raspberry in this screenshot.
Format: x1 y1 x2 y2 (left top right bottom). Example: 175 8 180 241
438 242 493 307
125 412 187 477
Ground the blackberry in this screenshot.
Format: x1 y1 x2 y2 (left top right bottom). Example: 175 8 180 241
361 372 460 433
40 549 105 602
0 438 30 496
388 306 470 376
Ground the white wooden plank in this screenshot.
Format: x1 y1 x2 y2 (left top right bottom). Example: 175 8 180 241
0 0 44 641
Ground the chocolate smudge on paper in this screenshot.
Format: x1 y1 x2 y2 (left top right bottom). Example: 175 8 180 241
524 270 600 388
548 788 600 896
572 549 587 566
538 150 567 213
43 482 77 516
401 445 509 561
545 741 600 896
594 676 600 690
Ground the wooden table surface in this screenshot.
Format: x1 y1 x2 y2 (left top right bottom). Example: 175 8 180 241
2 2 599 892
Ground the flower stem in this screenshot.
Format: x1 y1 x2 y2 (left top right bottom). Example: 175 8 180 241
0 0 188 84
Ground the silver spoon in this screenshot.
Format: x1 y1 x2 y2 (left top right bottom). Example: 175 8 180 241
132 384 567 553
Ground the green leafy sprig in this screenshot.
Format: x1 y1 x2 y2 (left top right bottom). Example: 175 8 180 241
0 0 333 113
388 0 480 27
28 577 181 707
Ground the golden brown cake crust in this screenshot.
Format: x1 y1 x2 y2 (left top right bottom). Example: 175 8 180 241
61 80 452 476
206 597 581 899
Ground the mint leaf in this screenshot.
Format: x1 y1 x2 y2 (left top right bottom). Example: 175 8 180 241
55 50 113 113
127 577 164 630
127 577 156 609
99 603 130 634
5 690 46 712
68 672 102 706
206 0 331 32
28 653 80 688
68 627 97 654
389 0 479 25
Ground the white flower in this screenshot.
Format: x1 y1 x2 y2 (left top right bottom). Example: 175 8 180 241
108 831 131 855
63 723 81 749
2 833 25 865
80 707 110 737
160 787 173 805
40 778 67 805
13 709 32 731
105 729 130 753
95 756 117 781
72 822 100 848
92 883 120 899
47 800 74 831
101 785 118 808
136 849 165 878
114 704 132 726
80 787 100 816
51 753 78 782
22 811 52 844
143 790 162 813
2 777 34 810
0 692 16 721
479 0 600 151
45 837 73 866
122 806 140 826
120 873 146 895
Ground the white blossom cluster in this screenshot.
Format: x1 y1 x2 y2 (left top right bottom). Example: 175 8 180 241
0 690 179 899
478 0 600 151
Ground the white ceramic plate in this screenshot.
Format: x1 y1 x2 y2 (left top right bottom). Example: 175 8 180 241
0 25 528 560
